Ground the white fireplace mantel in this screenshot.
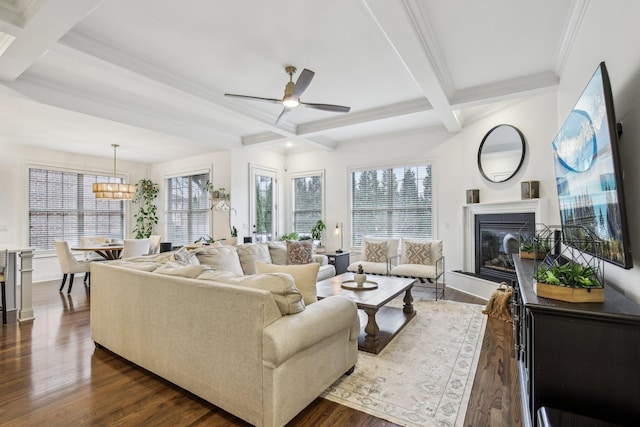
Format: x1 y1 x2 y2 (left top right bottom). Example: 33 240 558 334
462 199 546 273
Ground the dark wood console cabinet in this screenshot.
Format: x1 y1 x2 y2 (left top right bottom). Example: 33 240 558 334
512 256 640 427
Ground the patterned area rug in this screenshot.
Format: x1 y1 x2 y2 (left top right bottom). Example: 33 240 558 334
322 298 487 427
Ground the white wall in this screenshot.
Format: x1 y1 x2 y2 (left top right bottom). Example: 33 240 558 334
285 92 559 273
0 142 147 282
555 0 640 303
149 146 285 244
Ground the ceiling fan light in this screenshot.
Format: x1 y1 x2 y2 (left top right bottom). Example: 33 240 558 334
282 97 299 108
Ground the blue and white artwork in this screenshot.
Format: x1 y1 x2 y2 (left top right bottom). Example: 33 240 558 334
552 63 630 268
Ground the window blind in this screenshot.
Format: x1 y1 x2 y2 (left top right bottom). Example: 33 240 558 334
165 172 209 245
350 164 433 247
28 167 125 251
292 174 323 237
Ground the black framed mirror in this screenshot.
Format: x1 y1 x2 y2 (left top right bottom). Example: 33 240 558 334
478 124 526 183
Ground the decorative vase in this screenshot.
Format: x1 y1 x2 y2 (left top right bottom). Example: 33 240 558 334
354 264 366 287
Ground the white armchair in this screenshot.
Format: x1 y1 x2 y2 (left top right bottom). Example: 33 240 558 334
347 237 400 275
55 241 93 294
389 238 445 300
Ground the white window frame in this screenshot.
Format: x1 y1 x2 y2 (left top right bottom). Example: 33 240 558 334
27 164 127 252
349 162 434 247
290 169 325 238
250 165 278 241
164 169 210 246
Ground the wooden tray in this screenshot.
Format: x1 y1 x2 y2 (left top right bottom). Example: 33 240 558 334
341 280 378 290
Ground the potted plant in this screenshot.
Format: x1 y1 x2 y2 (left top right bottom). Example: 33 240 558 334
533 260 604 303
519 239 550 260
133 178 159 239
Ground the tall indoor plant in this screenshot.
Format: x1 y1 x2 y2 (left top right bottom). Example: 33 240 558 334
133 178 159 238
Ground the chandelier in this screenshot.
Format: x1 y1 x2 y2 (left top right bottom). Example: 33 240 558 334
92 144 136 200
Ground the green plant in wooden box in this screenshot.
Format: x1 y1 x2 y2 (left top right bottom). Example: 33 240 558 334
519 223 552 260
532 225 604 303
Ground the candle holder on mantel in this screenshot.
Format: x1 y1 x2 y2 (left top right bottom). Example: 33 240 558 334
466 189 480 204
521 181 540 199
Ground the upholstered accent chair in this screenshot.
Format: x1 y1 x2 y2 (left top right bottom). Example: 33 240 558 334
389 239 445 300
148 235 162 254
121 238 151 259
1 249 7 324
347 237 400 275
79 235 109 284
54 241 93 294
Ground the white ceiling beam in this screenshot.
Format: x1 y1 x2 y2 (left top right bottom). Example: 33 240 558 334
0 0 103 82
362 0 463 132
450 71 560 108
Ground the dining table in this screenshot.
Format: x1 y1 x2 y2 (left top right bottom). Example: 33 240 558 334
71 244 124 260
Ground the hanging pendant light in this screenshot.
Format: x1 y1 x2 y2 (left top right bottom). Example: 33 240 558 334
92 144 136 200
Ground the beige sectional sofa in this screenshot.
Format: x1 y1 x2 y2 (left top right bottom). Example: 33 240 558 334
90 255 359 427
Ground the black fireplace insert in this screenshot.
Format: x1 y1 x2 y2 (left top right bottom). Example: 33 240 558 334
475 212 535 282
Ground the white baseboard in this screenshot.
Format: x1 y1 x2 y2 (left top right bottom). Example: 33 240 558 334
447 270 501 301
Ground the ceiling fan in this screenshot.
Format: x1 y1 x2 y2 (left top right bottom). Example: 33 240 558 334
224 66 351 124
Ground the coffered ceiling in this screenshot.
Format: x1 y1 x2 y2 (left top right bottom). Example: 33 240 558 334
0 0 585 162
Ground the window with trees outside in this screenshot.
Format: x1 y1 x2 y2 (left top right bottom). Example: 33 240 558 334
350 164 433 247
291 172 323 238
165 172 210 246
28 167 125 251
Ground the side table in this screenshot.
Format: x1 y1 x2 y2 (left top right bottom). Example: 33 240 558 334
325 252 350 275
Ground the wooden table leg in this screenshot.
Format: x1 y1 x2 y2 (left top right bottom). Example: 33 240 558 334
363 307 380 351
403 285 415 314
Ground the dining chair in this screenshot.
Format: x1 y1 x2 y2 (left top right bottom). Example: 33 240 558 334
1 249 7 324
54 241 93 294
121 239 151 259
148 235 162 254
79 235 108 284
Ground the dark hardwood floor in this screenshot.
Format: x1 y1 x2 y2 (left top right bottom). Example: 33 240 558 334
0 280 521 426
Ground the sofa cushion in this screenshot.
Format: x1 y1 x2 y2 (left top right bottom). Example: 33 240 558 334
195 246 244 276
363 240 388 263
255 261 320 305
154 261 210 278
237 243 271 275
236 273 305 315
286 240 313 264
267 241 288 265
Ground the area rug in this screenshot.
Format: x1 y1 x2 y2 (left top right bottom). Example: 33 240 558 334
322 298 487 427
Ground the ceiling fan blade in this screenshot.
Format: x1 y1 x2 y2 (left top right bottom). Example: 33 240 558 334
224 93 282 104
292 69 315 98
300 102 351 113
275 108 291 124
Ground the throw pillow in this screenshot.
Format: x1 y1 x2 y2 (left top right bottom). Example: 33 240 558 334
237 243 271 275
402 241 432 265
193 246 244 276
286 240 313 265
267 241 288 265
237 273 305 315
255 261 320 305
364 240 388 263
173 247 192 264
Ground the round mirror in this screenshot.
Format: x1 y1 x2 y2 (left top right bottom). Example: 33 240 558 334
478 124 526 183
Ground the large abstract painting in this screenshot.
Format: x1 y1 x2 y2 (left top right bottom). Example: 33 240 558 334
552 62 632 268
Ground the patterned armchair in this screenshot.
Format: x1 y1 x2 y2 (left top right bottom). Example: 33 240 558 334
389 239 445 300
347 237 400 275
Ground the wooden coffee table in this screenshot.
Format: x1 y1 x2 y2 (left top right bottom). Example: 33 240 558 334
316 272 416 354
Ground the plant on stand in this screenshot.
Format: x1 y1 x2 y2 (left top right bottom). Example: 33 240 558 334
133 178 159 239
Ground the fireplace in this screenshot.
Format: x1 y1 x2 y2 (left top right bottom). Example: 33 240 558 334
474 212 535 282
